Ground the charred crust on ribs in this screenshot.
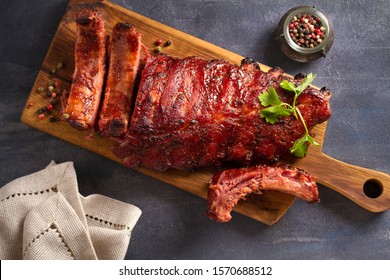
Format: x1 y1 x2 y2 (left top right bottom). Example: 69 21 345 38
294 72 306 80
76 17 93 25
75 9 97 25
241 57 260 69
116 22 133 30
101 118 125 136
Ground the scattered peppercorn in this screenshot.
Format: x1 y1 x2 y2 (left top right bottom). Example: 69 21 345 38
56 62 63 70
36 107 47 114
154 46 162 53
155 39 163 46
164 40 172 47
33 61 68 122
288 14 326 48
54 81 62 88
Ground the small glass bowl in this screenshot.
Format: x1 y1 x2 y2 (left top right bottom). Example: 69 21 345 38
275 6 334 63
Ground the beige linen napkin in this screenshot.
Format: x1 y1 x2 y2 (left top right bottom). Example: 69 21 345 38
0 161 141 260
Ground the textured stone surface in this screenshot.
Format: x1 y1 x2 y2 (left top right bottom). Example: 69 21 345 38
0 0 389 259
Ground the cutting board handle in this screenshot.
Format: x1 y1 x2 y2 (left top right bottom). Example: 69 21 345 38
304 152 390 212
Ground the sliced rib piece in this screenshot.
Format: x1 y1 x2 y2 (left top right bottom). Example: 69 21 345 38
207 164 319 222
98 23 142 137
63 9 106 130
114 55 332 170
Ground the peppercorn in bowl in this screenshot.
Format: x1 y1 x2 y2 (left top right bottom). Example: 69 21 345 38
276 6 334 62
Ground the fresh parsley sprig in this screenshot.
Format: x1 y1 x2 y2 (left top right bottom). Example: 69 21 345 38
290 106 319 157
258 87 293 124
258 73 319 157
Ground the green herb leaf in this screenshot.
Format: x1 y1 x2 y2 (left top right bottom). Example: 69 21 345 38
280 80 297 93
290 136 308 158
258 87 281 107
260 105 292 124
294 73 317 94
259 87 293 124
280 73 317 97
290 134 320 158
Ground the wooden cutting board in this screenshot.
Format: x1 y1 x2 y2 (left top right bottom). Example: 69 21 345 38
21 0 390 225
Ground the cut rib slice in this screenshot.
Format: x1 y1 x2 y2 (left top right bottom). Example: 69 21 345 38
98 23 142 137
63 9 106 130
207 164 319 222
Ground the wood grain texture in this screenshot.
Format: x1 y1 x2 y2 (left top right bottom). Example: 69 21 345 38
21 0 390 224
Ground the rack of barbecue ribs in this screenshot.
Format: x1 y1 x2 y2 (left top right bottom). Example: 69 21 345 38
61 9 332 220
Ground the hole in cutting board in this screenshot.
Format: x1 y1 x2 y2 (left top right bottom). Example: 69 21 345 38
363 179 383 198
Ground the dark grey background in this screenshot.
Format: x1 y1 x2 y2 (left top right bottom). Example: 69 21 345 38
1 0 389 259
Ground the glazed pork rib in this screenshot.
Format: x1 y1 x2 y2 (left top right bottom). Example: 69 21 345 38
63 9 106 130
98 23 142 137
114 55 332 170
207 164 319 222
